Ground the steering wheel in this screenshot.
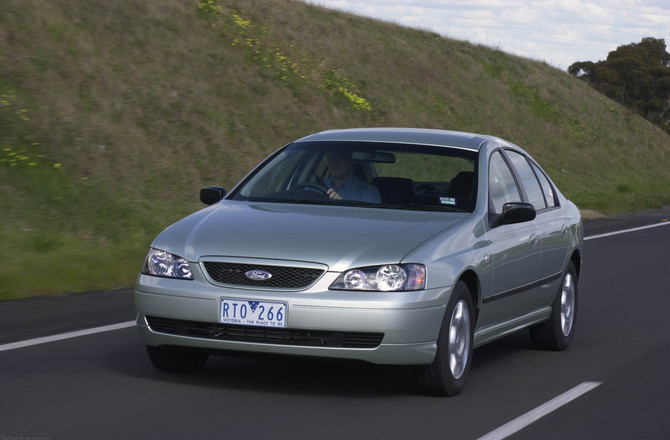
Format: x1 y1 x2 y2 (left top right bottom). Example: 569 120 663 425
292 182 330 194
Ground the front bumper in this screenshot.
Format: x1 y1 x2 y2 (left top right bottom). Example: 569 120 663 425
135 270 450 365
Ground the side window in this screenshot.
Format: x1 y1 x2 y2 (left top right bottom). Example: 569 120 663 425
505 150 547 211
531 162 557 208
489 151 521 214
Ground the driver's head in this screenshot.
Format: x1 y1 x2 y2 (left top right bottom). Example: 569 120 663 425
326 151 353 182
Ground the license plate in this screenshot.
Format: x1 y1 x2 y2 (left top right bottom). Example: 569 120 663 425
219 298 287 328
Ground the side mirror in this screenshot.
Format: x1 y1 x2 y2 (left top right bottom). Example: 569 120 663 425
490 202 536 228
200 186 227 205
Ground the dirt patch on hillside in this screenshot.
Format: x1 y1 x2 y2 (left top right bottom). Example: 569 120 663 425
580 209 606 220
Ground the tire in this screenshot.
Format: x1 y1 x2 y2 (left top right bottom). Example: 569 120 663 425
416 281 474 396
146 346 209 373
530 262 578 351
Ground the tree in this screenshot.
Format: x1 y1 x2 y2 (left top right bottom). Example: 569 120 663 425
569 37 670 133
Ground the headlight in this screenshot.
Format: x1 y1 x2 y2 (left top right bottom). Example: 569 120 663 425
330 264 425 291
142 248 194 280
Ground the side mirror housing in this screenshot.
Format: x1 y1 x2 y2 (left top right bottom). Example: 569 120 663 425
490 202 536 228
200 186 227 205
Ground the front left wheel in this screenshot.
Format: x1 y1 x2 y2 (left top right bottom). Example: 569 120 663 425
416 281 474 396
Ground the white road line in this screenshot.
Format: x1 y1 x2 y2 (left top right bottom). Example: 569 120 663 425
585 220 670 241
477 381 602 440
0 320 136 352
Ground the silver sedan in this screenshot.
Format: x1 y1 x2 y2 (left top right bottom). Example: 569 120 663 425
135 128 583 396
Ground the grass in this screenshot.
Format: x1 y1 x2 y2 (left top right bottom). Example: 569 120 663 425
0 0 668 300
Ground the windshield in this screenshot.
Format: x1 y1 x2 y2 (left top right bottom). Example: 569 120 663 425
230 141 478 212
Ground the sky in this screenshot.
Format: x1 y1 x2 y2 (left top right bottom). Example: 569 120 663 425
303 0 670 70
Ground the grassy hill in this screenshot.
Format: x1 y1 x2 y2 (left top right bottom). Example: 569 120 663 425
1 0 669 300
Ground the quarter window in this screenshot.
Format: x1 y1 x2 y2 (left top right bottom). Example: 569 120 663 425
531 162 557 208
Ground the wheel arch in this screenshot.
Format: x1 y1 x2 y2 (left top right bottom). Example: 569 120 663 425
458 269 480 324
570 249 582 280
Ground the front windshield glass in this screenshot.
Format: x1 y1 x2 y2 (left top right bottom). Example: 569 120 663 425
230 141 478 212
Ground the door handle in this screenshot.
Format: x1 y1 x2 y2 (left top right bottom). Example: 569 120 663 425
529 232 539 249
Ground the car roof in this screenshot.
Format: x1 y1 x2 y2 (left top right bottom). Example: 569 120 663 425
293 128 497 151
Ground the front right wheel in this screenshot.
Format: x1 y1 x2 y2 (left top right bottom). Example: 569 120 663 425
416 281 474 396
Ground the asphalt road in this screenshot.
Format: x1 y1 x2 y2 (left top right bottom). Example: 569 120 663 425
1 207 669 439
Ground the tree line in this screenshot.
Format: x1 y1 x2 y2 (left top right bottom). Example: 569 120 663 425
568 37 670 134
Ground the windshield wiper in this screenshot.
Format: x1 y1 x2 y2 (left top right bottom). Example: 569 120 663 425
245 197 467 212
247 196 332 205
377 203 468 212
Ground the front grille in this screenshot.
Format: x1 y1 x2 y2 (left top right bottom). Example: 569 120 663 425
203 262 324 289
146 316 384 349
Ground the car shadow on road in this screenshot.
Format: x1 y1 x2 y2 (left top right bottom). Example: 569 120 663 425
104 342 419 398
105 330 535 398
471 329 534 371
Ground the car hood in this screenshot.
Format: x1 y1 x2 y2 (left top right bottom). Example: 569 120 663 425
153 201 466 271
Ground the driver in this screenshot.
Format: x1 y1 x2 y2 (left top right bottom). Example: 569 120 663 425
324 151 381 203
